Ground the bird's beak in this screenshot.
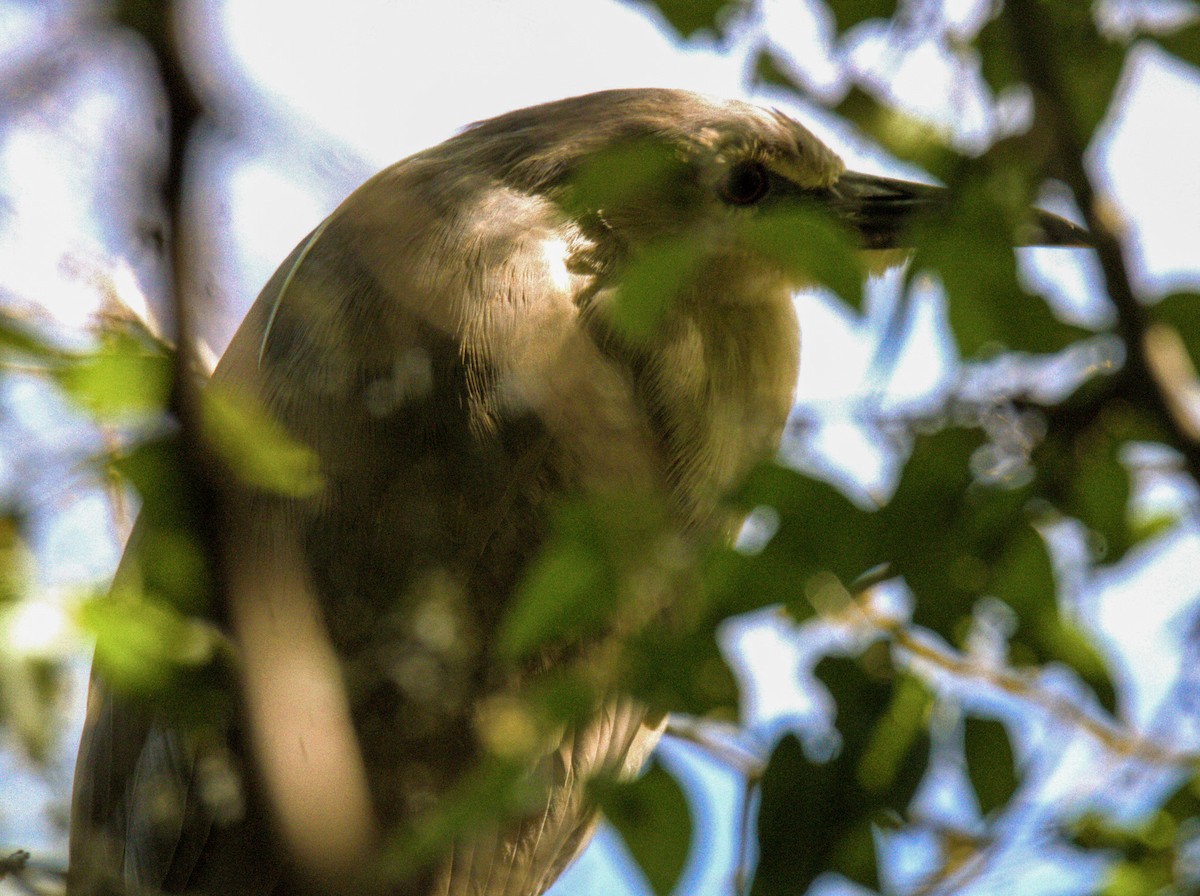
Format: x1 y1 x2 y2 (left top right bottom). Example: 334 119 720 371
818 171 1093 250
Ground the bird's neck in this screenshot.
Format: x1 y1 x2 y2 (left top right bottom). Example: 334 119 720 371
625 279 800 533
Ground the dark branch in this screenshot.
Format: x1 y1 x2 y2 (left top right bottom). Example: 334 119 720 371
1002 0 1200 488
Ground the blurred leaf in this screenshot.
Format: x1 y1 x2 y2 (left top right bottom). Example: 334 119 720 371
501 538 613 658
1035 617 1118 713
884 429 1025 637
833 87 960 180
826 0 896 34
963 716 1018 815
501 492 671 658
564 138 682 218
911 173 1089 357
742 207 865 310
611 237 711 340
0 655 64 763
382 755 543 879
620 620 738 717
201 384 323 497
752 650 931 894
111 435 193 527
1069 802 1189 896
1153 293 1200 371
54 326 172 419
0 316 65 362
594 758 692 896
751 48 799 90
79 590 223 694
1033 402 1163 565
705 462 879 624
639 0 738 37
1157 20 1200 69
975 14 1023 97
982 3 1126 141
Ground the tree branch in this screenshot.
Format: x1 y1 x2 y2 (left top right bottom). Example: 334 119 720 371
1002 0 1200 487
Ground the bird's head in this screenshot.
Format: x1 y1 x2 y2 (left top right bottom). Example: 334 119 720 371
452 88 1089 315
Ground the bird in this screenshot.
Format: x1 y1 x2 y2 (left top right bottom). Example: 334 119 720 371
67 88 1089 896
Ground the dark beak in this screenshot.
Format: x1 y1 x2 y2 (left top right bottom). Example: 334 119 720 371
820 171 1093 250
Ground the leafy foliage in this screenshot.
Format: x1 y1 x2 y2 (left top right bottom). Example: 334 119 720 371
753 650 932 894
3 1 1199 895
594 758 694 896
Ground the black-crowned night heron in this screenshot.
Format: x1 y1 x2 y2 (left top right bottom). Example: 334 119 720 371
68 88 1087 896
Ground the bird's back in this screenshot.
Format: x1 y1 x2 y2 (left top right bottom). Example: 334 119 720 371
69 140 671 896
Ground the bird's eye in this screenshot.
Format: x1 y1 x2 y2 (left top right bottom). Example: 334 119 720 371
720 161 770 206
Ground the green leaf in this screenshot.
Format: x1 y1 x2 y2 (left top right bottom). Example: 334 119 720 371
200 384 324 497
911 175 1089 357
620 621 739 718
611 237 711 340
499 539 613 658
751 48 799 91
380 755 543 879
501 492 672 659
833 87 961 180
741 207 865 311
1033 403 1164 565
826 0 897 34
110 434 195 525
594 759 693 896
1153 293 1200 371
975 14 1023 97
0 316 65 362
963 716 1018 815
752 650 932 895
54 327 172 419
78 590 223 694
564 138 682 219
1031 616 1118 714
639 0 738 37
1157 21 1200 69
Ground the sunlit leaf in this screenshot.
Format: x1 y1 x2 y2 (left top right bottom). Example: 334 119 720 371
742 208 865 310
564 138 682 219
54 327 172 419
594 759 692 896
201 384 323 497
78 590 223 694
963 716 1018 816
0 654 65 763
610 238 711 340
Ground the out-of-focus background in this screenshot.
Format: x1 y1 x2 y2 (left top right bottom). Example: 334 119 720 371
1 1 1199 895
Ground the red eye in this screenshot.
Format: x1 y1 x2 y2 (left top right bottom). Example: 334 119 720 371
721 161 770 206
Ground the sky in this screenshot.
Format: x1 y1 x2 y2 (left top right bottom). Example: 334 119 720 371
1 1 1199 894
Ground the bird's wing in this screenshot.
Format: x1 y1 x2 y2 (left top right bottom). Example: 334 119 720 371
70 166 670 896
